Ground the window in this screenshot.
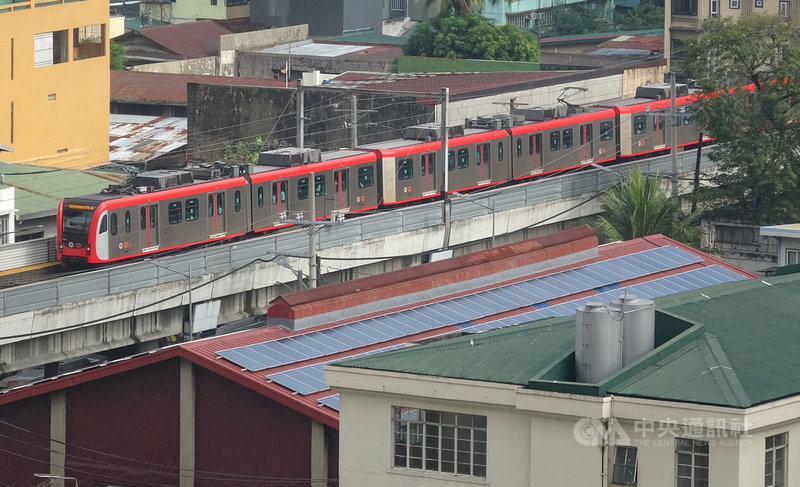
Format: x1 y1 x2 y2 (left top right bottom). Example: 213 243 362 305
681 107 693 125
211 0 217 4
140 207 147 230
168 201 182 224
298 178 310 200
315 175 325 196
612 446 638 485
563 128 573 149
0 215 7 245
788 249 799 265
124 211 131 233
216 194 224 215
110 214 117 236
234 191 241 212
185 198 198 221
633 115 647 135
476 143 489 166
150 205 157 228
392 406 486 477
457 149 469 168
530 134 542 155
497 141 503 161
600 121 614 141
73 24 105 60
421 154 434 177
358 167 374 188
550 131 560 151
710 0 719 14
34 30 68 67
398 158 414 180
448 151 456 171
208 195 214 217
581 124 593 145
780 0 790 15
653 114 665 130
99 215 107 234
676 438 708 487
272 182 286 204
729 0 739 7
755 0 763 7
257 186 264 208
517 138 523 158
765 433 787 487
335 172 348 192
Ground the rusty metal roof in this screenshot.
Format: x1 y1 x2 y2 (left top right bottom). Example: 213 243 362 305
109 114 187 163
133 19 266 59
111 70 286 104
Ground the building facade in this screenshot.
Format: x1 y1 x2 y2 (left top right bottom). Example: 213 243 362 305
0 0 110 169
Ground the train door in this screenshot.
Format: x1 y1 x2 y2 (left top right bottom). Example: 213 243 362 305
207 192 226 238
477 143 491 183
421 153 436 195
580 124 594 163
333 170 349 211
653 111 667 149
139 204 159 251
271 180 289 222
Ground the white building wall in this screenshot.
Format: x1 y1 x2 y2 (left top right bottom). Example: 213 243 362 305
0 186 16 244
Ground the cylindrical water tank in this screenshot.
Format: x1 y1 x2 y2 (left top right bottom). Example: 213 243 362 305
610 294 655 366
575 302 622 383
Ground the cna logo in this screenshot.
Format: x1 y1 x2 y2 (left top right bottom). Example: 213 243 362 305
573 418 631 447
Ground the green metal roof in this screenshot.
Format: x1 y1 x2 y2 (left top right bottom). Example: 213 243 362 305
0 162 122 217
325 30 408 46
339 273 800 408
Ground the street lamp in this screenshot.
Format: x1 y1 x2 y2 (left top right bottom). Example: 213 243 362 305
452 191 496 247
34 473 78 487
145 258 193 340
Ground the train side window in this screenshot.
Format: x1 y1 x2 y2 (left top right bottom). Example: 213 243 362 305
477 143 489 165
357 167 374 188
339 172 348 192
110 214 117 236
633 115 647 134
298 178 310 199
498 141 504 161
257 186 264 208
550 131 560 151
653 114 665 130
280 182 287 202
216 194 223 215
682 107 693 125
563 129 573 149
185 198 198 221
600 121 614 141
457 148 469 168
272 183 278 205
141 207 147 229
208 195 214 217
125 211 131 233
315 175 326 196
99 215 107 234
168 201 182 224
398 158 413 180
580 124 593 144
517 138 522 158
530 134 542 155
448 151 455 171
150 205 157 228
234 191 241 212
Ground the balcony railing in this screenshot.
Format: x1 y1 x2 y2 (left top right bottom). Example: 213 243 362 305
671 14 700 27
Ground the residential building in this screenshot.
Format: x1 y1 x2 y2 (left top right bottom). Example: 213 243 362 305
0 184 15 244
0 227 754 485
328 271 800 487
139 0 249 25
0 0 110 169
761 223 800 267
665 0 799 75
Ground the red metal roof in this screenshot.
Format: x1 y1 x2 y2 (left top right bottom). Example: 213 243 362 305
134 19 265 59
111 70 287 104
593 35 664 53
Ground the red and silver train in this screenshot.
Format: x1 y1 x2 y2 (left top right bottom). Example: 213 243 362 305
58 83 708 265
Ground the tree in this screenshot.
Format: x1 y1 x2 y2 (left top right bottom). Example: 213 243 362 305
590 167 702 246
110 40 127 70
544 3 610 37
429 0 514 15
680 15 800 224
613 0 665 31
403 12 539 62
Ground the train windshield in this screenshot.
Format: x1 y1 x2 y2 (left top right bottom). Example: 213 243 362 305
62 205 95 242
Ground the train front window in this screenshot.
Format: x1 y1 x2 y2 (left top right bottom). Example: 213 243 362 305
62 207 94 241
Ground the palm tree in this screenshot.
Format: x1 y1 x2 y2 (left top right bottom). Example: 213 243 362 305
592 167 702 247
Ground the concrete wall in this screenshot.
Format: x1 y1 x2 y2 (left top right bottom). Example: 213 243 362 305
132 56 219 76
236 50 396 78
220 24 308 52
250 0 344 37
343 0 383 33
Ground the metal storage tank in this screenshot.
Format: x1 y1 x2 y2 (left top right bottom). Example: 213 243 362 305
610 294 655 366
574 302 622 383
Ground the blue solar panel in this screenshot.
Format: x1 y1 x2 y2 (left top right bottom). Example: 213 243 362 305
219 246 706 372
318 394 340 411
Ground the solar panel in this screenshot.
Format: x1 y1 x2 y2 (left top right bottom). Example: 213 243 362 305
219 246 705 372
318 394 340 411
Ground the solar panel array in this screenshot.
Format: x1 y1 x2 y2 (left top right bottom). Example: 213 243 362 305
461 265 746 333
318 394 340 411
267 345 404 396
218 245 702 372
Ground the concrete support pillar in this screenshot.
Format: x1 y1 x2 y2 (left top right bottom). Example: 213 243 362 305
310 419 328 487
179 359 196 487
49 389 67 487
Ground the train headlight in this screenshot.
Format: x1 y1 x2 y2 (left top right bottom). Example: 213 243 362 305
86 244 91 256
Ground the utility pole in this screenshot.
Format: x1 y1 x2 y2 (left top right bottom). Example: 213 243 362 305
670 71 679 215
296 79 305 149
441 87 449 196
350 93 358 148
309 171 316 288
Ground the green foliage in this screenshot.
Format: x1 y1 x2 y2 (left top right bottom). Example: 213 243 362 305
590 167 702 247
223 137 265 165
543 4 610 37
403 12 540 62
110 40 127 70
613 0 665 31
680 15 800 224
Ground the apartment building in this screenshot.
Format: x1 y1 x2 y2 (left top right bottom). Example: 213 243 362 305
0 0 109 169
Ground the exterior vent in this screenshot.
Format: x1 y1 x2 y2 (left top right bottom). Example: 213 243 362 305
609 294 655 366
258 147 322 167
130 170 194 191
574 302 622 383
513 104 567 122
402 123 465 141
635 83 689 100
464 115 520 130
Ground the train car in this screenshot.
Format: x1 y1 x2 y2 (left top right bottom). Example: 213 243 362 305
509 105 618 181
58 167 250 264
247 147 379 232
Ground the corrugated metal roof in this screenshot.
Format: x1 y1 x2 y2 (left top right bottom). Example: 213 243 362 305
109 114 187 163
111 71 286 104
134 19 266 59
0 162 123 217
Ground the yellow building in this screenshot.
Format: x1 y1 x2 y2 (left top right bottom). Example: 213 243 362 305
0 0 109 169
